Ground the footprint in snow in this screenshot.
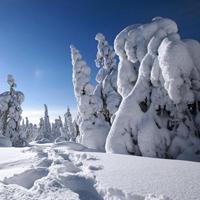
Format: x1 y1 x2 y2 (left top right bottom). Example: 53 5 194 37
3 167 49 189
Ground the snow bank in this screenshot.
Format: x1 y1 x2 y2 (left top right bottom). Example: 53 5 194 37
4 167 49 189
92 152 200 200
0 147 37 181
54 141 87 151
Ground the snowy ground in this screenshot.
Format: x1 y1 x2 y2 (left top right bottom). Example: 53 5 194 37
0 142 199 200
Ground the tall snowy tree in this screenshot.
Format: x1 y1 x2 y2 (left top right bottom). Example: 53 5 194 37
5 75 25 146
35 104 52 142
25 117 31 141
0 92 10 137
64 107 76 141
21 117 37 142
60 113 70 140
44 104 51 136
106 17 200 161
36 117 45 142
95 33 122 123
32 124 38 140
72 120 79 138
52 116 63 140
19 119 26 141
71 45 110 151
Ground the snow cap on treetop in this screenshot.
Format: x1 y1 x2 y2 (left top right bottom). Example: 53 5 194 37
95 33 105 41
7 74 16 88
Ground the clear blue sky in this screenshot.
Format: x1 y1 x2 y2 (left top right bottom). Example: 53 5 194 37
0 0 199 123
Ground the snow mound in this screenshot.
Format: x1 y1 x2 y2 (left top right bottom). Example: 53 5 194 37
145 194 171 200
35 138 51 144
0 182 79 200
3 167 49 189
59 174 102 200
54 141 87 151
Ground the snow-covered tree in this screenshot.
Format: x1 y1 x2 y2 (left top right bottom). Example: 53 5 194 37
31 124 38 141
95 33 122 123
0 93 11 137
36 117 45 141
35 104 52 142
73 120 79 138
52 116 63 140
21 117 38 142
71 45 110 151
19 119 27 141
106 17 200 161
4 75 25 146
56 108 76 142
64 107 76 141
60 113 70 140
25 117 31 141
44 104 51 136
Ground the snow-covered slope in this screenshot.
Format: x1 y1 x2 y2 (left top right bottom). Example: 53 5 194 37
0 143 199 200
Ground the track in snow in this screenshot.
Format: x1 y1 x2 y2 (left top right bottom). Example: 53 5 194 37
0 143 170 200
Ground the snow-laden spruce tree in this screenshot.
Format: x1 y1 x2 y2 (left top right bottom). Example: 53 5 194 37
95 33 122 123
106 17 200 161
20 119 26 135
37 117 44 140
44 104 51 136
4 75 26 147
71 45 110 151
31 124 38 141
35 104 52 142
23 117 31 141
22 117 38 142
73 120 79 138
60 114 70 140
52 116 63 140
0 92 11 138
64 107 76 141
19 119 27 142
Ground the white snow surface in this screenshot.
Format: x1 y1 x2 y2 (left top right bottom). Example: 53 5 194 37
0 143 199 200
0 147 36 181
